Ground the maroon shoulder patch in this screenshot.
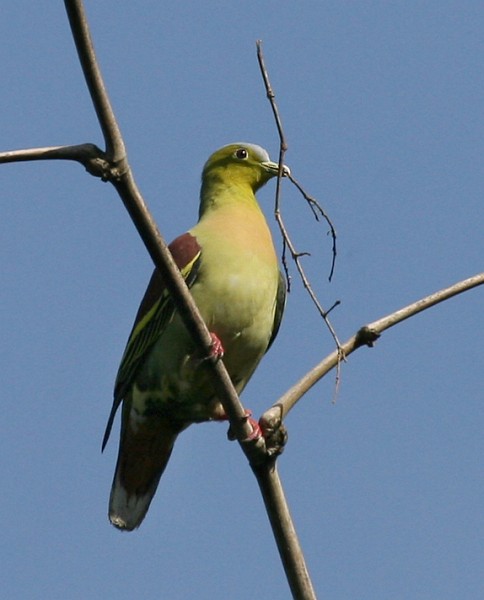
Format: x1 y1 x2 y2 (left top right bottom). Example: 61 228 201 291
168 232 201 271
132 232 201 326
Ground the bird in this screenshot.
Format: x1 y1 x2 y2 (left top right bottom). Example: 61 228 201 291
102 143 288 531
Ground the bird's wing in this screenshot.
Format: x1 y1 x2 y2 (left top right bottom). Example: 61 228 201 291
267 270 287 351
102 232 202 450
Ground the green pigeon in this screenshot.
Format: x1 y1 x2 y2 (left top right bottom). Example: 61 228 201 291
103 143 288 530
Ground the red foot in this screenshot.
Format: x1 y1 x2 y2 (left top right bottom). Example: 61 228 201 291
209 332 224 360
245 415 263 441
222 409 263 442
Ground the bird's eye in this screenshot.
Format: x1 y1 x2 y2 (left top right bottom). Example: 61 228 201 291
235 148 248 160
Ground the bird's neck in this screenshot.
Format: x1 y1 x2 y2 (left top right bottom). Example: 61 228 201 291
199 175 261 219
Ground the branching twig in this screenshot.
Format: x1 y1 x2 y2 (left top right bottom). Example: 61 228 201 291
256 40 342 358
261 273 484 430
288 173 338 282
256 40 292 285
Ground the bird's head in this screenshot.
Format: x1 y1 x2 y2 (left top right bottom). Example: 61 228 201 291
201 143 290 193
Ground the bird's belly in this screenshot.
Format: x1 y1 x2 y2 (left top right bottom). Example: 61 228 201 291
132 265 278 423
194 263 279 365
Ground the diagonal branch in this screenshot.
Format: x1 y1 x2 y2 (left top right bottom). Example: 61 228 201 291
261 272 484 430
62 0 258 452
64 4 316 598
64 1 125 164
2 5 319 596
253 462 318 600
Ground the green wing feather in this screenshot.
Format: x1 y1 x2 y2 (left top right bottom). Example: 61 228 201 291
116 256 200 396
267 271 287 351
102 247 201 451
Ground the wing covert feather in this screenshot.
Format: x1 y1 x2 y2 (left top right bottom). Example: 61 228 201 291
102 233 201 450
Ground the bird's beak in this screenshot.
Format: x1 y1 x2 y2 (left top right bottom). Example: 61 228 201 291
262 160 291 178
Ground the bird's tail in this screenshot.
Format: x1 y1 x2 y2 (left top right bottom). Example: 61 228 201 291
108 413 181 531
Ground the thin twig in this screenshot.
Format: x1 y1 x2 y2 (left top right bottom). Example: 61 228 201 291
256 41 325 598
256 40 341 355
256 40 287 156
288 173 338 282
256 40 291 287
261 273 484 428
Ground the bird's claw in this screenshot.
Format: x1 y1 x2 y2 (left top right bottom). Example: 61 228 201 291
190 332 224 369
208 332 224 360
225 410 287 455
225 409 262 442
244 414 263 441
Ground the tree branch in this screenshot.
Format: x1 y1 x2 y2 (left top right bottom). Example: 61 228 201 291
261 273 484 429
254 463 317 600
61 0 264 452
62 4 315 597
256 41 341 355
0 144 113 179
62 8 315 595
1 5 319 596
64 0 126 164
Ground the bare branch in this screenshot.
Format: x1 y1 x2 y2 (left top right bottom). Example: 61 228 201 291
0 144 113 180
256 40 288 157
3 8 320 596
64 0 125 164
288 173 338 282
58 19 313 599
61 0 263 454
262 273 484 428
253 463 318 600
366 273 484 333
256 40 341 355
256 40 291 284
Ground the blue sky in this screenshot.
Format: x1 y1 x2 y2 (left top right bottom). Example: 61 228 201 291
1 2 483 599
